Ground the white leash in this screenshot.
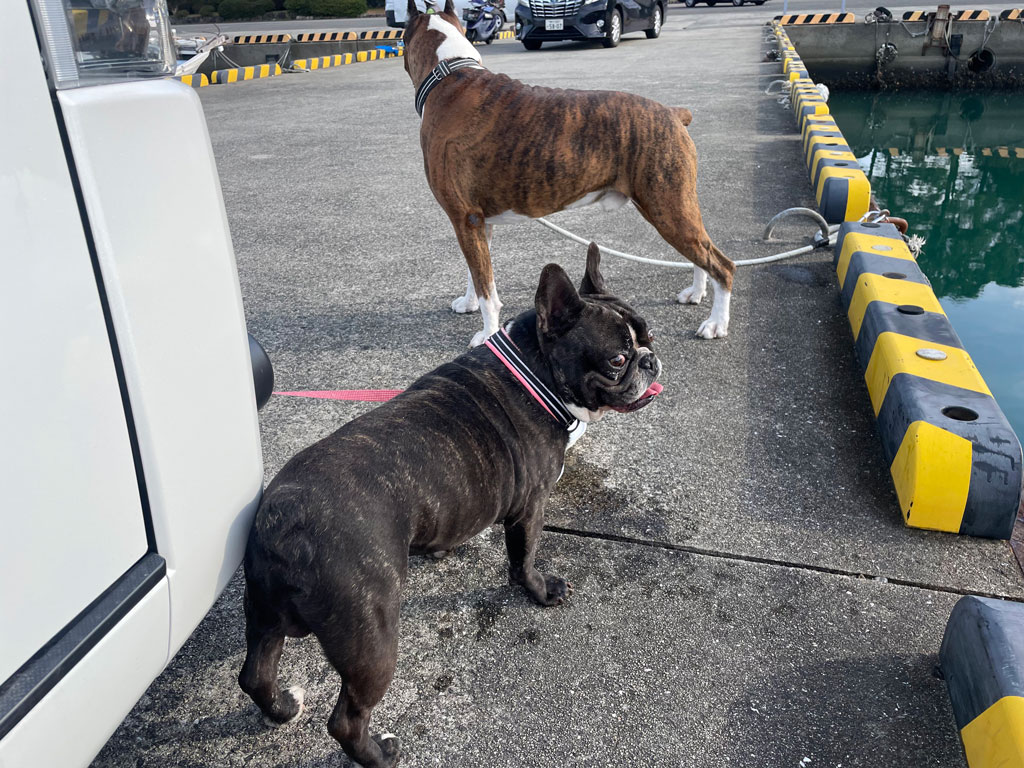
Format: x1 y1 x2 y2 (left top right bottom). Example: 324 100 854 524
535 209 841 269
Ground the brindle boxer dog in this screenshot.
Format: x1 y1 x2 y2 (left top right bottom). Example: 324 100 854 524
402 0 735 347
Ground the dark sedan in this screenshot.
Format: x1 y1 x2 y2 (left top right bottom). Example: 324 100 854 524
515 0 663 49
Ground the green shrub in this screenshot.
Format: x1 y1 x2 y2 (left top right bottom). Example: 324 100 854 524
218 0 272 17
284 0 311 13
198 4 217 13
309 0 366 16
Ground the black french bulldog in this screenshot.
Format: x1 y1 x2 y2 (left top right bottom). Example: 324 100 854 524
238 244 662 768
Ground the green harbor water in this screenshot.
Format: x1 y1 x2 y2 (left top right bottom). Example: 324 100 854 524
828 90 1024 440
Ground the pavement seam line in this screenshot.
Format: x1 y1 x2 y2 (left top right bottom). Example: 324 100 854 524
543 525 1024 603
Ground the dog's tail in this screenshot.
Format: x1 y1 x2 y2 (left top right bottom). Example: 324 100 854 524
674 107 693 126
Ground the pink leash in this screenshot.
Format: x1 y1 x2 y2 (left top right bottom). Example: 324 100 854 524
274 389 402 402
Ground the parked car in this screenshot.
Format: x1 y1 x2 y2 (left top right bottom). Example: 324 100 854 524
683 0 764 6
515 0 663 49
0 0 270 765
386 0 516 26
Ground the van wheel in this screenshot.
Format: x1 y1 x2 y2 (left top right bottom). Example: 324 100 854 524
602 7 622 47
523 38 542 49
684 0 695 6
732 0 743 5
645 4 662 37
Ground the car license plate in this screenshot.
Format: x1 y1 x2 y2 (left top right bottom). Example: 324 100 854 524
545 18 564 30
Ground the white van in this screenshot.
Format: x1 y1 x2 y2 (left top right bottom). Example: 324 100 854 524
386 0 517 28
0 0 269 764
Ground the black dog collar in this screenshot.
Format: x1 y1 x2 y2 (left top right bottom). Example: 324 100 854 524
414 57 485 116
484 330 579 431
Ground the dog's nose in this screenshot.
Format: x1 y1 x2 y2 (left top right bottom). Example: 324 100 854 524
639 353 658 372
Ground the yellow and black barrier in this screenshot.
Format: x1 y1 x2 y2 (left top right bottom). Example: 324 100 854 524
834 220 1022 537
292 54 355 70
772 22 871 223
902 8 990 20
940 596 1024 766
1001 8 1023 20
175 73 209 87
233 33 291 43
774 12 854 23
886 146 1024 159
295 31 359 41
210 63 282 84
360 29 403 40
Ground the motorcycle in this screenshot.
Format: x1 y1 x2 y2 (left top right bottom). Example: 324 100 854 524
463 0 503 44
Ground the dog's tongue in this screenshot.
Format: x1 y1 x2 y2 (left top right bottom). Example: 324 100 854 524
610 381 663 413
641 382 664 399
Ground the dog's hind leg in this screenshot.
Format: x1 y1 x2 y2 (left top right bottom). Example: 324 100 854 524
321 614 402 767
238 586 305 726
632 185 735 339
451 217 502 347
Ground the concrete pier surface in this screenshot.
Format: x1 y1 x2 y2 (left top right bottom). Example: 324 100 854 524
95 7 1023 767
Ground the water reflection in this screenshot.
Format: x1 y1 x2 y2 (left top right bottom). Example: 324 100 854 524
829 91 1024 300
828 90 1024 437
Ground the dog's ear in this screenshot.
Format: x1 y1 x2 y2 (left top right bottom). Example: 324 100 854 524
536 264 585 338
443 0 455 13
579 242 607 295
407 0 420 18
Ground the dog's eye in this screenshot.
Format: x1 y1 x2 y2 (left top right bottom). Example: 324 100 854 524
610 355 627 368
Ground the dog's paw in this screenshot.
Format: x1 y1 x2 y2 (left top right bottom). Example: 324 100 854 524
469 330 488 348
451 294 480 314
262 686 305 728
696 319 729 339
374 733 402 765
677 285 706 305
541 574 573 607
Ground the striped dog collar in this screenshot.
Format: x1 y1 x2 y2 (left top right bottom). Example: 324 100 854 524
485 330 579 430
414 58 485 116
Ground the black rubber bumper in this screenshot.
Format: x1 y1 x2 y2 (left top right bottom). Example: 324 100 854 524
939 595 1024 765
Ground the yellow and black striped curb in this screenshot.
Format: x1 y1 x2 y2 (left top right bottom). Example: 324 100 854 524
233 33 291 43
940 596 1024 766
295 31 359 41
773 12 854 23
833 220 1022 537
175 73 210 87
292 47 403 70
773 23 871 223
1002 8 1023 20
902 9 990 20
887 146 1024 159
361 29 403 39
210 62 283 84
293 53 356 70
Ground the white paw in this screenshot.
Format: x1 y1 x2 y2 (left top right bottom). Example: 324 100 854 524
677 286 706 305
469 330 488 348
451 295 480 314
696 319 729 339
263 686 305 728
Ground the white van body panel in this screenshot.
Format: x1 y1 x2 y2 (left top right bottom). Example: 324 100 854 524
0 581 170 768
58 81 265 654
0 0 149 687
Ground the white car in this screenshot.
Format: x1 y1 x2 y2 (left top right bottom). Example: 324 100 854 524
386 0 517 27
0 0 269 765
